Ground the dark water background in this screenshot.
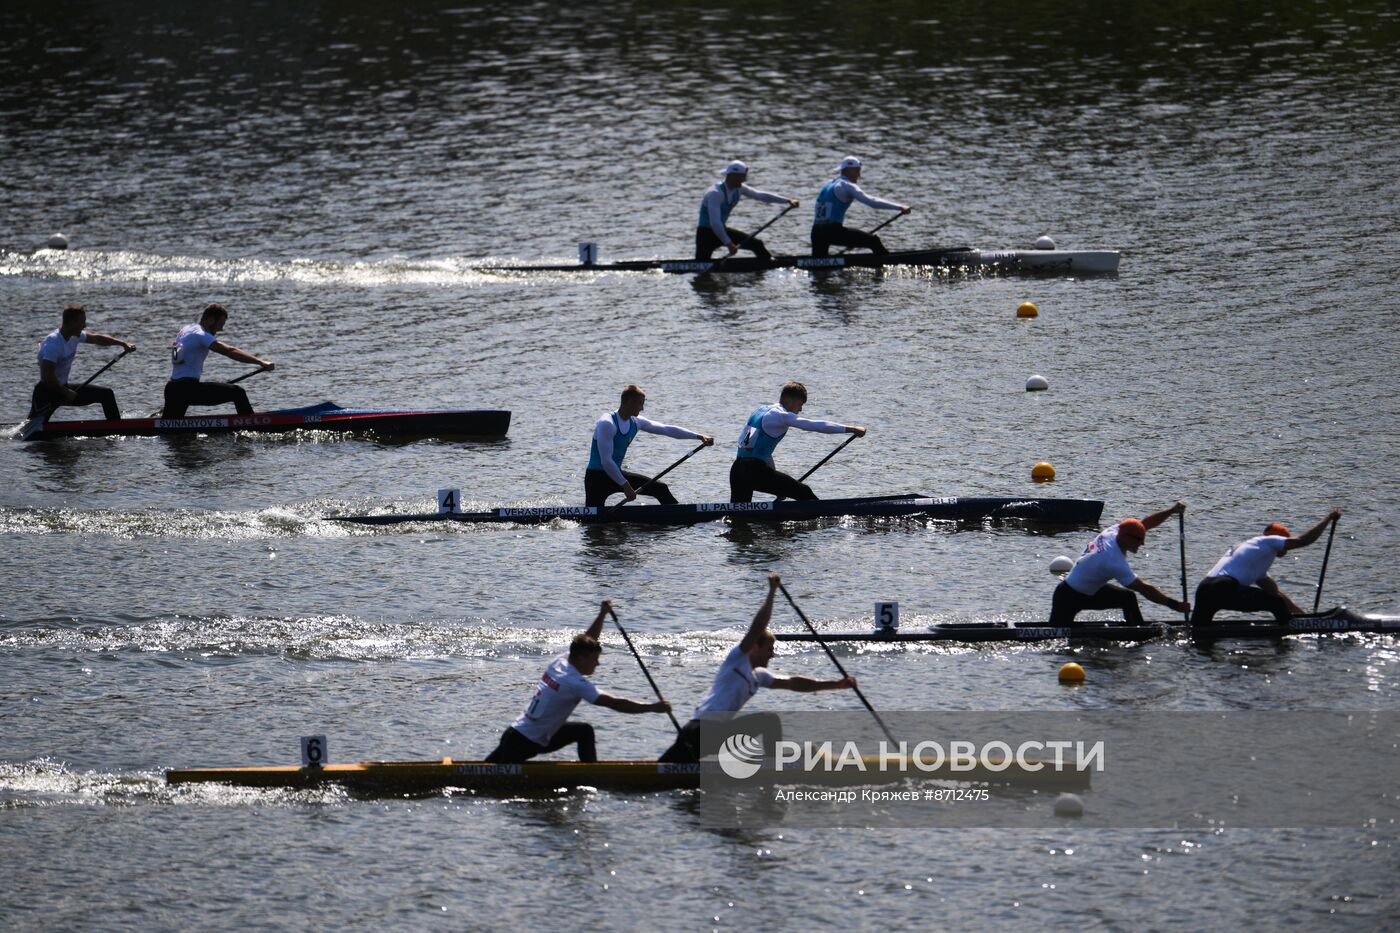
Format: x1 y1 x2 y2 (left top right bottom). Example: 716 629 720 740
3 2 1399 929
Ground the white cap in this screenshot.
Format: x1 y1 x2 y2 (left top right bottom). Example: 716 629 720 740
721 160 749 176
837 156 862 172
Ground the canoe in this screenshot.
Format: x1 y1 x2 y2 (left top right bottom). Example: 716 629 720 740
480 246 1120 275
22 401 511 440
166 754 1090 793
773 607 1400 644
333 494 1105 527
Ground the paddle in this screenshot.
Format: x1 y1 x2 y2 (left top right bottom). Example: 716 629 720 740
836 211 905 255
777 581 898 747
146 365 272 417
18 347 132 440
796 432 859 484
603 440 708 514
1312 515 1339 613
606 606 681 733
713 204 795 269
1178 511 1190 624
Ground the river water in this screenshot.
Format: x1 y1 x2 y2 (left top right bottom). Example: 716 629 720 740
3 2 1399 929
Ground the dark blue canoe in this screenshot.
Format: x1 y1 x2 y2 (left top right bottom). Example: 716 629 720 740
334 493 1104 527
773 607 1399 644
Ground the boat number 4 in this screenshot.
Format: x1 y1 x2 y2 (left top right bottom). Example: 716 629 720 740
438 488 463 514
301 735 327 769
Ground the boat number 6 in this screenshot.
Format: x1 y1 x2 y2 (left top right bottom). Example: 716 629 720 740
301 735 327 769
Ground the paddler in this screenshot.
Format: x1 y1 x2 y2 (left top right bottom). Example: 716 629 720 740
586 385 714 506
730 381 865 502
30 305 136 422
658 572 856 763
1191 508 1342 624
695 160 800 261
1049 502 1191 625
485 600 672 763
161 303 275 418
810 156 911 257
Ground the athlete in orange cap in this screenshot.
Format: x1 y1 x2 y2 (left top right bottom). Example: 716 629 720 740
1191 508 1342 624
1049 502 1189 625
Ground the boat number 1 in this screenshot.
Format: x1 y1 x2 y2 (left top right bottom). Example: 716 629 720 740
875 601 899 631
438 488 462 514
301 735 327 769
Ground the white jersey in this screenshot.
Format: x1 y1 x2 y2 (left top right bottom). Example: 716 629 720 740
36 329 87 384
169 323 219 380
1065 526 1138 596
692 644 776 720
510 654 601 745
1207 534 1288 587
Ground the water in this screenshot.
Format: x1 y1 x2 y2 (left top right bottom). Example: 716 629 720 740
3 2 1399 928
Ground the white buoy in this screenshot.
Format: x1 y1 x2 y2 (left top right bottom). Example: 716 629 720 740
1034 235 1055 250
1053 793 1084 817
46 233 69 250
1049 555 1074 575
1026 374 1049 392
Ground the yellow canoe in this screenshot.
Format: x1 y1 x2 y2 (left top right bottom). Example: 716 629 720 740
166 755 1090 793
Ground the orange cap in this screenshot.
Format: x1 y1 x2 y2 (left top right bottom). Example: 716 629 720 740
1264 523 1290 538
1118 518 1147 540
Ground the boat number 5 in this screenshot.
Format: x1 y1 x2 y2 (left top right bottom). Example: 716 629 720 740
437 488 462 514
301 735 327 769
874 601 899 631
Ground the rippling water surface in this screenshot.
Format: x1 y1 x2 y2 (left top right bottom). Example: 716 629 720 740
3 2 1399 929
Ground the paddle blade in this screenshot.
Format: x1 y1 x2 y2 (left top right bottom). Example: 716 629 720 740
16 412 49 441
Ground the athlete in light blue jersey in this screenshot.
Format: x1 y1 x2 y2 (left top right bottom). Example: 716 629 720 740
695 160 799 261
585 384 714 506
729 382 866 502
811 156 911 257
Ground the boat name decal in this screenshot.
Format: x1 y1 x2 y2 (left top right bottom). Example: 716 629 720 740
1286 617 1360 633
1013 628 1074 639
497 506 599 517
659 262 716 272
794 258 847 268
153 417 232 429
980 250 1019 262
697 502 775 512
656 763 702 775
455 764 523 775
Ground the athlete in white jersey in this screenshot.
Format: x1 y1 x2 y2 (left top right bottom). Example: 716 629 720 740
658 572 856 763
695 160 800 261
810 156 911 257
1049 502 1190 625
584 384 714 507
29 305 136 422
162 303 275 418
730 381 866 502
1192 509 1341 624
484 600 672 763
